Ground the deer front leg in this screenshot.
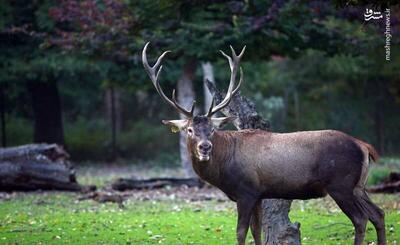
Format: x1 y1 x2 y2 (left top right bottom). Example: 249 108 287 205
250 200 262 245
237 198 257 245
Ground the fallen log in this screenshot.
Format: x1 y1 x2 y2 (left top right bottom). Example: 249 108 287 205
368 181 400 193
387 172 400 182
0 144 95 192
111 177 204 191
367 172 400 193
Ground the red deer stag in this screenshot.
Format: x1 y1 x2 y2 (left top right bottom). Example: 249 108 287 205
142 42 386 245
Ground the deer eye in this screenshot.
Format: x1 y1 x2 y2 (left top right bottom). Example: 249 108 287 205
187 127 194 135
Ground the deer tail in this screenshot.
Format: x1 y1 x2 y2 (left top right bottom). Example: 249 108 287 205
355 139 380 162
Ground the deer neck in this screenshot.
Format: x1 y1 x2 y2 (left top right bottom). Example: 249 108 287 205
187 131 234 186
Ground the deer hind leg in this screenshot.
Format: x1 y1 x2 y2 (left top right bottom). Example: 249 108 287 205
236 198 258 245
354 145 386 244
328 189 368 245
358 191 386 245
250 200 262 245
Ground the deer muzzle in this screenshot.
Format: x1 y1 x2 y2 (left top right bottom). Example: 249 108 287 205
197 141 213 161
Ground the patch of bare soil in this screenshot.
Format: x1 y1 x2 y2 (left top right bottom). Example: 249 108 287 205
116 185 229 202
77 185 229 207
0 192 13 201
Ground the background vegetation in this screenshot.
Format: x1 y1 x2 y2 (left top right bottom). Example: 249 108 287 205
1 2 399 245
0 0 399 164
1 2 399 244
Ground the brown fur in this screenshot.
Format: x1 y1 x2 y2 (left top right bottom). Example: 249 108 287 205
185 123 385 245
354 138 380 162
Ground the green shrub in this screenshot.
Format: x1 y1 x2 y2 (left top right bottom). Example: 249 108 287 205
151 151 180 167
118 120 179 164
65 118 109 161
4 117 33 146
367 166 392 186
379 156 400 168
64 118 180 163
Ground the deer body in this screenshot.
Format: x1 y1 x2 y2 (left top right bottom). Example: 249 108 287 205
142 43 386 245
188 128 385 245
189 129 366 201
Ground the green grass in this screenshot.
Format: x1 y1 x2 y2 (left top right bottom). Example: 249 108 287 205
0 192 399 245
1 159 399 245
0 193 236 245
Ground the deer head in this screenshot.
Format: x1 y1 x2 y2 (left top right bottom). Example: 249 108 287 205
142 42 245 161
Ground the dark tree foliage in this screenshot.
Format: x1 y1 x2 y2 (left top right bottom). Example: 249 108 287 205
332 0 399 8
0 0 399 159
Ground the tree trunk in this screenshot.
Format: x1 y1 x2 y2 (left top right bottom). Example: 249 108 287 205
281 87 289 131
28 79 65 145
0 85 6 147
262 199 301 244
293 88 300 131
374 82 385 154
202 62 215 113
0 144 94 192
105 86 121 160
177 58 198 178
205 81 301 245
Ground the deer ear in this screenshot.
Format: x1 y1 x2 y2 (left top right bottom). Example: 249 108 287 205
211 117 237 129
162 119 189 133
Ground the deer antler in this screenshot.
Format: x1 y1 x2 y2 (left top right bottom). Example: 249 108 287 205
142 42 195 118
207 45 245 117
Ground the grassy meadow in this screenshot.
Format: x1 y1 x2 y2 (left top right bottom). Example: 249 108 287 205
0 159 399 245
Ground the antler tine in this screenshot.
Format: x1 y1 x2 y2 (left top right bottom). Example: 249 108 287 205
230 45 246 59
142 42 167 80
207 96 215 116
232 67 243 95
219 50 236 93
142 42 194 118
219 50 234 72
206 67 243 117
172 89 196 116
207 45 245 117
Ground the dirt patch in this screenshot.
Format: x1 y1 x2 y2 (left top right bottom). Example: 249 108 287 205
117 185 229 202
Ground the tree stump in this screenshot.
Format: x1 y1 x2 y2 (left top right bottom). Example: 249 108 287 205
206 80 301 245
0 144 94 192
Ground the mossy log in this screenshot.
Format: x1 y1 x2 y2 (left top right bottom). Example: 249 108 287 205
0 144 94 192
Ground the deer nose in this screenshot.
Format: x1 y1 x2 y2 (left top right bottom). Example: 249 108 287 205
198 141 212 152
